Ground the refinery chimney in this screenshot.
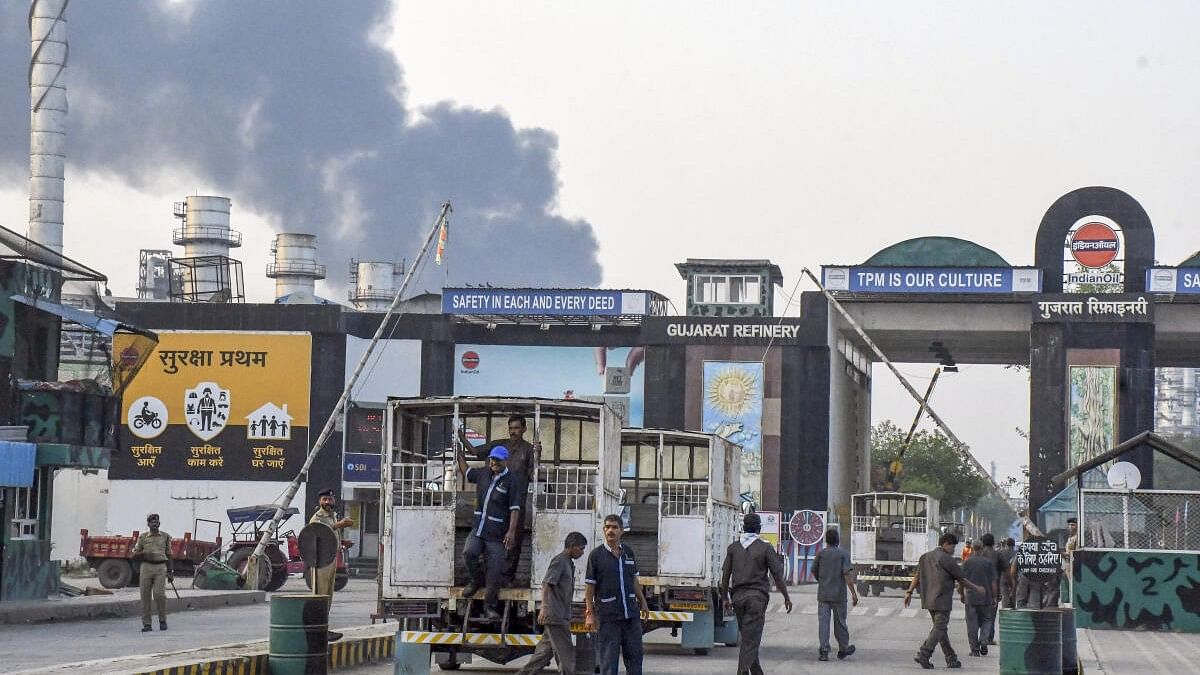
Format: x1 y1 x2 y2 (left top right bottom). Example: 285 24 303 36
28 0 69 254
267 233 326 302
169 195 245 302
349 259 403 311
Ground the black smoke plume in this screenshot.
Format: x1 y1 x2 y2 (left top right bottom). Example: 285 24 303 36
0 1 601 293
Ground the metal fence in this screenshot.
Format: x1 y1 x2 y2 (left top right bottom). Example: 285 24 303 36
1079 488 1200 553
535 466 597 511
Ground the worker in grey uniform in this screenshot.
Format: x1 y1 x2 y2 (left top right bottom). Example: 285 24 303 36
905 533 985 669
132 513 172 632
720 512 793 675
518 531 588 675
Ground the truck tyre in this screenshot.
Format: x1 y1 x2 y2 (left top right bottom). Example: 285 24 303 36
693 648 709 656
871 582 885 597
856 581 869 597
227 548 270 590
335 573 349 591
97 559 134 589
264 567 290 592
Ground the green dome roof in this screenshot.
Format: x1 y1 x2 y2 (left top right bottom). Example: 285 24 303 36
864 236 1009 267
1181 251 1200 267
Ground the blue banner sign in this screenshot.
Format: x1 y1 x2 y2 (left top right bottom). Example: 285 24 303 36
442 288 647 316
821 266 1041 294
1146 267 1200 294
343 452 382 484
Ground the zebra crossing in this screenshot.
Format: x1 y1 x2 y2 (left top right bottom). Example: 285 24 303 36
766 599 960 621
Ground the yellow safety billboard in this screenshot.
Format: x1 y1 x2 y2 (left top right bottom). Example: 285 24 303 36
112 331 311 480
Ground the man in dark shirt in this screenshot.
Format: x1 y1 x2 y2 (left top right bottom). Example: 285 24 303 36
456 444 522 620
811 528 857 662
904 533 985 669
518 531 587 675
998 537 1017 609
585 514 649 675
959 540 999 657
461 415 538 583
973 533 1004 646
720 512 793 675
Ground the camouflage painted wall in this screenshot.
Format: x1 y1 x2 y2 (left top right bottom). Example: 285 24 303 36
0 260 61 360
1074 549 1200 632
0 539 59 601
683 263 773 317
19 389 117 448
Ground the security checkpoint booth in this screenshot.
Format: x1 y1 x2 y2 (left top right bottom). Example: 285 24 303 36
1050 431 1200 633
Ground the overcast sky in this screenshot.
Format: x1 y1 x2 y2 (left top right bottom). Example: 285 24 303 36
5 1 1199 485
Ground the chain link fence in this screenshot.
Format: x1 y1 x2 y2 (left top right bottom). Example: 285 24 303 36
1079 489 1200 552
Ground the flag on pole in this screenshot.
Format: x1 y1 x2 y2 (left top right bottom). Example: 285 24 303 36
435 218 448 265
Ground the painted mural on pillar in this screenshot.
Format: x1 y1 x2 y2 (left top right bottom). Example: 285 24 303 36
0 539 60 600
1073 549 1200 632
1069 366 1118 488
702 361 764 506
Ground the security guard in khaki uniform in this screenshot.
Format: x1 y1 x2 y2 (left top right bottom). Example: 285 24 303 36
132 513 173 632
310 488 353 638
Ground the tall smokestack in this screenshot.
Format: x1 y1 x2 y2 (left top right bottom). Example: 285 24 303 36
28 0 68 254
267 233 325 302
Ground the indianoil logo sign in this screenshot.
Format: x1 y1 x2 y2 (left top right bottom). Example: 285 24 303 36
460 350 480 372
1069 221 1120 268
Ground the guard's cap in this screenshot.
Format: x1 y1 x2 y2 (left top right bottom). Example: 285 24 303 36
317 488 336 498
488 446 510 461
146 513 160 522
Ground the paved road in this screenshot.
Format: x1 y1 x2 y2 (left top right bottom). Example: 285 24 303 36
8 581 1199 674
2 577 380 673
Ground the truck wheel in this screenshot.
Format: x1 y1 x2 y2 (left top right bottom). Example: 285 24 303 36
227 548 270 590
693 648 709 656
856 581 869 597
97 559 133 589
264 567 290 592
871 583 885 597
334 574 349 591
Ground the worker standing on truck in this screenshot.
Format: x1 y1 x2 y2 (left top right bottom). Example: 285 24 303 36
132 513 172 633
720 512 794 674
311 488 354 640
456 444 522 620
585 514 650 675
460 415 537 585
904 533 985 670
517 531 588 675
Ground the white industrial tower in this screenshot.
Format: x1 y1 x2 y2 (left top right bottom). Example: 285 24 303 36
28 0 68 253
348 260 403 311
266 233 326 302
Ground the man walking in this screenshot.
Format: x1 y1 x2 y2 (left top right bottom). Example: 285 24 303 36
959 537 999 657
972 534 1004 645
461 415 537 584
998 537 1017 610
457 444 522 620
905 533 985 669
518 532 588 675
811 528 857 662
720 512 794 674
132 513 172 632
585 514 649 675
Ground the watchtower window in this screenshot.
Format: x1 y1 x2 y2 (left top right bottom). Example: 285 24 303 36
694 274 761 304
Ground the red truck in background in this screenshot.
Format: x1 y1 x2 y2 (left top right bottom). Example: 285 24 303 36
80 519 223 589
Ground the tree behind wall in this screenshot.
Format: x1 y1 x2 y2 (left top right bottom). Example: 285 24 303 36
870 420 990 511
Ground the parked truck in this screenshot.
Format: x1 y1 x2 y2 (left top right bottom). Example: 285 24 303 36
849 491 940 596
81 520 222 589
380 397 622 672
618 428 742 654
